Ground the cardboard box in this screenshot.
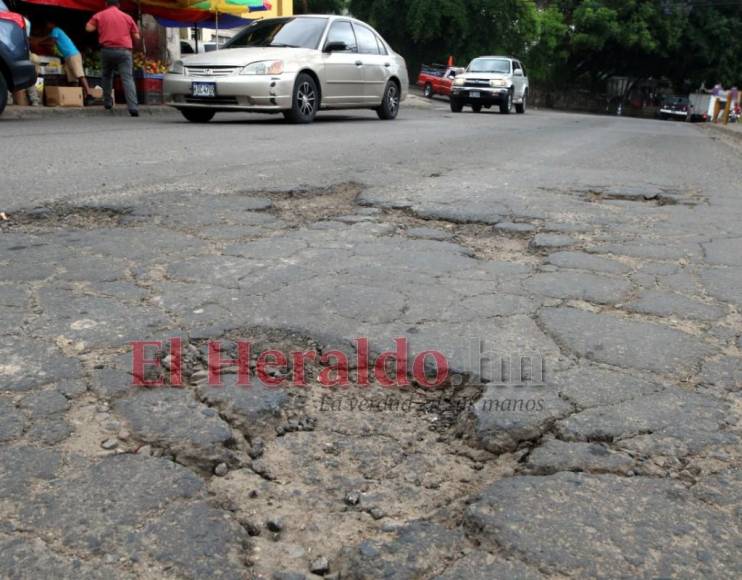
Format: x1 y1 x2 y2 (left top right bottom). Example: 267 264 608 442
45 86 84 107
12 90 29 106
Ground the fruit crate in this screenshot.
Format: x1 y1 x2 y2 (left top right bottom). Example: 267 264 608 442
113 73 164 105
136 73 164 105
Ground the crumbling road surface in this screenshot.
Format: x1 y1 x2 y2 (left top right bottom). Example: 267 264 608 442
1 108 740 579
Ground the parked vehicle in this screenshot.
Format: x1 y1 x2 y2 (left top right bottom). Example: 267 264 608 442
0 0 36 115
164 15 409 124
449 56 528 114
417 64 464 98
657 95 690 121
688 93 718 122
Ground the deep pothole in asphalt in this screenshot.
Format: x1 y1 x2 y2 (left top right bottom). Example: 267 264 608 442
261 181 364 227
0 203 132 231
113 328 511 578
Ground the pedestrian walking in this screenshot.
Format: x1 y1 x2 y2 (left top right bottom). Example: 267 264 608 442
85 0 140 116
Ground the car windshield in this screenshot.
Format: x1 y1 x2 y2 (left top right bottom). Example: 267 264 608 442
664 96 688 105
468 58 510 74
225 17 328 50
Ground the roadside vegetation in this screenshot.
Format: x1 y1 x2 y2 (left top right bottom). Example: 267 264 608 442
296 0 742 93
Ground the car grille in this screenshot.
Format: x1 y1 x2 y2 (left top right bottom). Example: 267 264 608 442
185 66 241 77
464 79 491 87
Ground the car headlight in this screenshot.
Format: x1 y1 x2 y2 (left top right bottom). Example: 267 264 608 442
489 79 508 88
453 77 465 86
169 60 184 75
240 60 284 75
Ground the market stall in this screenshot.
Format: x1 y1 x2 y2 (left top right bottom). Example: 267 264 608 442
8 0 276 107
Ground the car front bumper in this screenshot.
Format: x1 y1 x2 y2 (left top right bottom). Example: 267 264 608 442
164 73 295 112
659 109 688 117
8 59 37 92
450 86 509 105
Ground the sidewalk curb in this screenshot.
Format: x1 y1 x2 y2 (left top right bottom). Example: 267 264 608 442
4 101 434 119
404 94 437 110
1 105 177 120
704 122 742 144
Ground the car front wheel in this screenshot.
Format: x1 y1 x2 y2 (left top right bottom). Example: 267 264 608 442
450 98 463 113
377 81 401 120
500 90 513 114
284 73 319 124
423 83 433 99
180 108 215 123
515 91 527 114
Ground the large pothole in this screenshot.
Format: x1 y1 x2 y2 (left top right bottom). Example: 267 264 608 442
262 182 364 227
96 327 514 578
0 203 133 232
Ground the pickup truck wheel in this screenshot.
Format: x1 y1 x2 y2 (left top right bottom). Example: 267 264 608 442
377 81 400 120
423 83 433 99
450 99 463 113
500 90 513 114
515 91 527 114
0 73 7 115
180 109 215 123
285 73 319 124
471 104 482 113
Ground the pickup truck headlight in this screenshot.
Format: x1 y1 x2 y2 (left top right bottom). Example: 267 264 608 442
453 77 465 86
169 60 185 74
240 60 284 75
489 79 508 88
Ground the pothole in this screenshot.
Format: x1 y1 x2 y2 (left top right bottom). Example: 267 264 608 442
0 203 132 231
369 208 542 264
261 182 364 227
103 326 513 577
581 187 705 207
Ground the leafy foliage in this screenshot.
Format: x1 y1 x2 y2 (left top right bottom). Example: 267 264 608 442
293 0 347 14
326 0 742 90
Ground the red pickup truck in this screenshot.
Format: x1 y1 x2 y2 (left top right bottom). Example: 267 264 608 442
417 65 465 98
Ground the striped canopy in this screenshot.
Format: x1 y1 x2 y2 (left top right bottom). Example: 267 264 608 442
20 0 272 23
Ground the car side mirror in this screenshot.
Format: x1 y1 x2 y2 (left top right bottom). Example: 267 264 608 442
514 69 523 77
324 41 347 53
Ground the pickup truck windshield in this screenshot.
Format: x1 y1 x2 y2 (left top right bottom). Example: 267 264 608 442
469 58 511 74
226 17 328 50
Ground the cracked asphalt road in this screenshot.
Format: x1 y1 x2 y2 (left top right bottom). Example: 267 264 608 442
1 107 741 579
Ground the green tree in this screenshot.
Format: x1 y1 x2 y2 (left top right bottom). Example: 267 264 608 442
349 0 539 77
672 3 742 89
294 0 347 14
527 6 570 85
342 1 742 93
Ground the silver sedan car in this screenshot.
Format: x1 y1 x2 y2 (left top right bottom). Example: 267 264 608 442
164 15 409 124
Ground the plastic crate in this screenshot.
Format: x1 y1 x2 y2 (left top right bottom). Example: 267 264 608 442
136 74 164 105
113 76 164 105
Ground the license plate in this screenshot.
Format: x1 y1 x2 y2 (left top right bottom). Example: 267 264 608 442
191 82 216 98
470 91 480 98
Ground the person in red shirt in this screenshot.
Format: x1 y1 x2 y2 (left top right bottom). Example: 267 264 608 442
86 0 141 116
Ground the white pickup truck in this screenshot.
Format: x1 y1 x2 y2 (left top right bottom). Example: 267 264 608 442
449 56 528 114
